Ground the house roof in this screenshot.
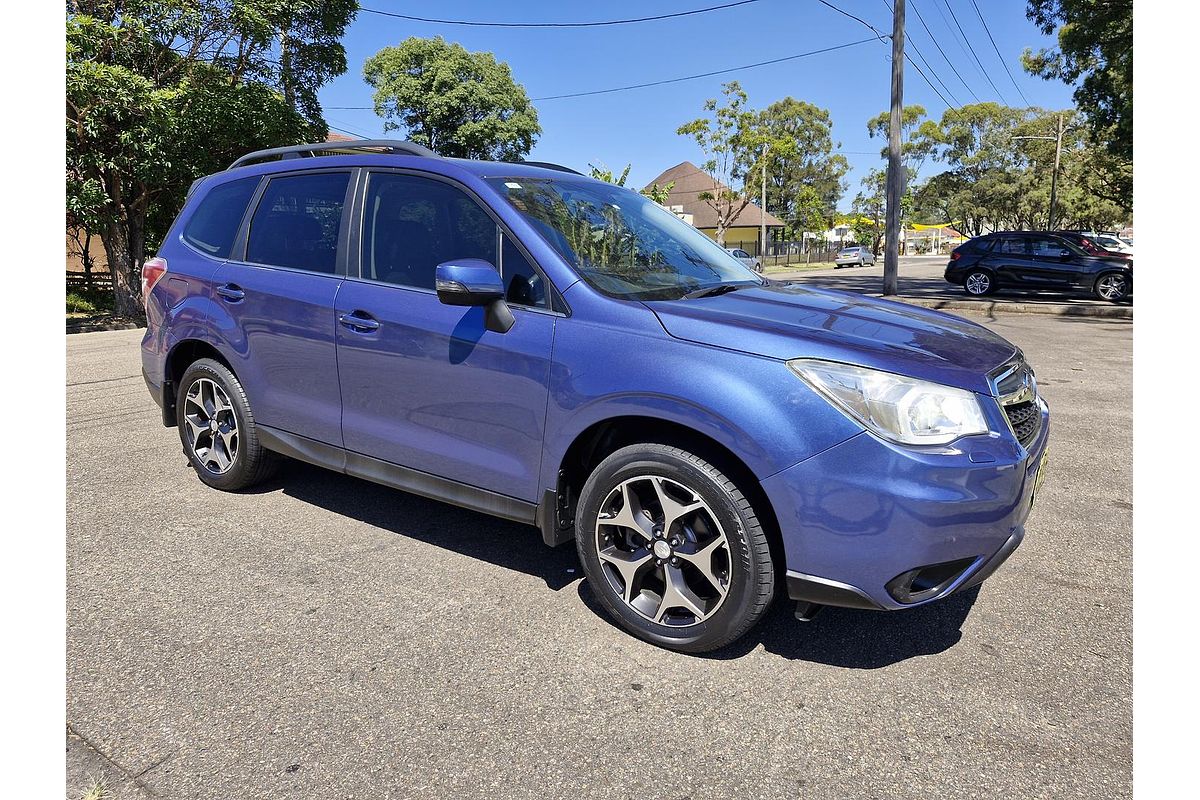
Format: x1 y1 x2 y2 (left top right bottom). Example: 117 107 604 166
645 161 786 229
325 132 358 142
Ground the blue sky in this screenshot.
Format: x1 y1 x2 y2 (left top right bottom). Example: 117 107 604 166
318 0 1075 210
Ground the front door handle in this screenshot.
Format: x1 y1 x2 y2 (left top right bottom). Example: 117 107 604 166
339 311 381 333
216 284 245 302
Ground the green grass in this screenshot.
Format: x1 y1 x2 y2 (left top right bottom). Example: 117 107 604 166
67 288 115 315
79 775 111 800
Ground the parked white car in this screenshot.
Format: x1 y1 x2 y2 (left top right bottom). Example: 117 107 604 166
835 246 877 267
724 247 761 272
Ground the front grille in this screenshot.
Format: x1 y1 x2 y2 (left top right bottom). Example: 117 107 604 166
991 357 1043 449
995 363 1032 396
1004 399 1041 448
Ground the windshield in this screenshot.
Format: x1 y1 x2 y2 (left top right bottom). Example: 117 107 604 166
485 177 761 300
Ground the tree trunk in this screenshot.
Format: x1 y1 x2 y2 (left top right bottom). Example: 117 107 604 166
101 216 143 318
81 229 94 290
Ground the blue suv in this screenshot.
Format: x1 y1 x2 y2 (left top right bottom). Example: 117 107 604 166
142 140 1049 653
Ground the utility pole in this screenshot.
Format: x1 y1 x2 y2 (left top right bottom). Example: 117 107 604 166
1048 111 1064 229
760 142 768 266
1013 111 1066 229
884 0 905 296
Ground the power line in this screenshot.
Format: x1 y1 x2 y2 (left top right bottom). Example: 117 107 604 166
326 121 375 139
814 0 888 41
879 0 960 108
940 0 1008 103
903 51 957 110
530 37 878 100
817 0 957 109
910 0 981 102
323 36 879 106
967 0 1031 106
930 0 989 88
359 1 765 28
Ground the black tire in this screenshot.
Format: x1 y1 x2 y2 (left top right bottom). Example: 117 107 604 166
176 358 280 491
1093 271 1130 303
575 443 775 653
963 268 996 297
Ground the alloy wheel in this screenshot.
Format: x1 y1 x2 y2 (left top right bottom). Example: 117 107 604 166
182 378 239 474
966 272 991 295
594 475 732 627
1097 274 1127 301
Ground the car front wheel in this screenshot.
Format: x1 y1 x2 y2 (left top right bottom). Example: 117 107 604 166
176 358 279 491
1094 271 1130 303
575 443 776 653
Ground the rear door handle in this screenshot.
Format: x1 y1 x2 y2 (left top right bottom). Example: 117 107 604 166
339 311 381 333
216 284 245 302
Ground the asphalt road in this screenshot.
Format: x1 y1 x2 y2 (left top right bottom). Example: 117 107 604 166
774 254 1129 310
66 311 1132 799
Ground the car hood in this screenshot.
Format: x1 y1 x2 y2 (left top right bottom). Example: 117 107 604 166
643 282 1018 394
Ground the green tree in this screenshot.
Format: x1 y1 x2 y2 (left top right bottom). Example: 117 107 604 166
755 98 847 239
363 36 541 160
1023 0 1131 162
676 81 760 246
67 1 355 316
912 103 1126 234
588 163 675 205
851 168 913 253
866 104 941 181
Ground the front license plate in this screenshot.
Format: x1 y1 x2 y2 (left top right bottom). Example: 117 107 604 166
1031 448 1049 507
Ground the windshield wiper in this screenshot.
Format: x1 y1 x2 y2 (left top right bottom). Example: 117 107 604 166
682 283 746 300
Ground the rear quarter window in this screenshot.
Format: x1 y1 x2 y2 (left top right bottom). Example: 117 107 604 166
181 176 260 259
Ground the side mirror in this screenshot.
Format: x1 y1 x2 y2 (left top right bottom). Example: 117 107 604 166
1059 249 1072 259
434 259 514 334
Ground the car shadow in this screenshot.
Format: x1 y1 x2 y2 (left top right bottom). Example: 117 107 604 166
261 460 979 668
576 579 978 669
258 460 582 591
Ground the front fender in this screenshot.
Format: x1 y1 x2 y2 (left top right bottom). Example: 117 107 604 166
539 303 862 494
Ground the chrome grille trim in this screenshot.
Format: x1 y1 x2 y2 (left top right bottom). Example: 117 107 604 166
987 356 1043 448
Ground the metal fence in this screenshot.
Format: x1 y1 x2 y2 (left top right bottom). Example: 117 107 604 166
738 240 849 269
66 271 113 292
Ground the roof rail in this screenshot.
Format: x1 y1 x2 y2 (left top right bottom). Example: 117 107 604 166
518 161 584 176
228 139 438 170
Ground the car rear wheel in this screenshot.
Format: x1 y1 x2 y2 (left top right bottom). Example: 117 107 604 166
964 269 996 296
1094 271 1130 303
177 358 280 491
575 443 776 653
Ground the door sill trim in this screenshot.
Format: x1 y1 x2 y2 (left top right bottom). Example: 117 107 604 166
257 425 538 525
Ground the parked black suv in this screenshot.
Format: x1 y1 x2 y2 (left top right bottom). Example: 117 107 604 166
945 231 1132 303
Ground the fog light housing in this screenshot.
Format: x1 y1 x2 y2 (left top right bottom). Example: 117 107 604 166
886 557 979 604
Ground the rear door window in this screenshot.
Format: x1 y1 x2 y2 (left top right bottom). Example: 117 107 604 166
1029 237 1069 257
182 176 260 259
245 172 350 274
994 237 1028 256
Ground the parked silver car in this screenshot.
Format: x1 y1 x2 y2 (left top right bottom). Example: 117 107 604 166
725 247 762 272
835 246 877 267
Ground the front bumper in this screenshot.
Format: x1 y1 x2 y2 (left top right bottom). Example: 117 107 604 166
762 401 1049 611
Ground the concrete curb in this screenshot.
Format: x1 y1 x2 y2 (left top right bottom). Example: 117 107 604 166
884 296 1133 319
66 317 147 334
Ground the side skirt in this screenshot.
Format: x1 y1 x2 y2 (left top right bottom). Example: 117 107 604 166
257 425 540 527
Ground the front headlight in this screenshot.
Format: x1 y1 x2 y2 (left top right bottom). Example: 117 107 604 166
788 359 989 446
